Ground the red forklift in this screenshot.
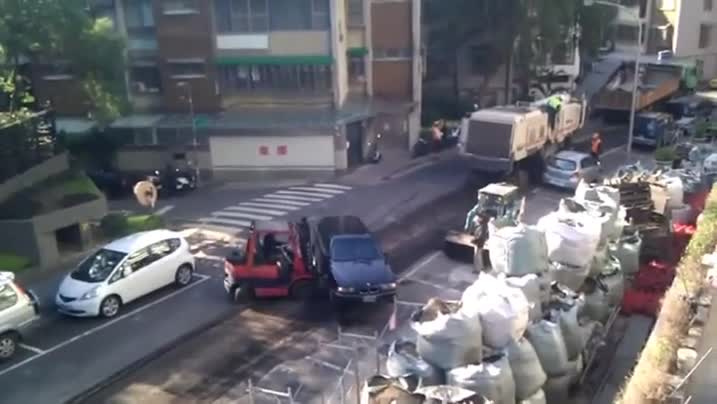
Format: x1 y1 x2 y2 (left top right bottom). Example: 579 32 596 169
223 219 317 302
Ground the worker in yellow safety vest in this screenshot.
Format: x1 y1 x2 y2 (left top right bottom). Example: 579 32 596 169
547 95 562 130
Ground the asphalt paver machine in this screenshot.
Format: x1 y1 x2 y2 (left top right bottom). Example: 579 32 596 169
444 182 522 263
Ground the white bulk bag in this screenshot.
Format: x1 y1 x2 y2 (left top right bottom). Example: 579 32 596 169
549 261 590 291
411 299 483 370
506 274 543 321
538 211 601 268
589 245 609 277
665 176 685 209
415 385 487 404
567 354 585 385
462 273 531 349
525 320 570 377
447 356 515 404
360 375 425 404
386 340 444 386
519 389 547 404
506 337 547 400
487 224 549 276
581 200 618 247
581 282 611 323
614 234 642 275
557 305 584 360
705 153 717 174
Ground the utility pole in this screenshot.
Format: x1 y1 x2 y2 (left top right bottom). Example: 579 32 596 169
177 81 200 187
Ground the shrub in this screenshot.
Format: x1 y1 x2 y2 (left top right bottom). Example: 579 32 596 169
59 193 99 208
100 213 130 238
0 253 30 273
655 146 677 162
126 214 164 233
100 213 164 238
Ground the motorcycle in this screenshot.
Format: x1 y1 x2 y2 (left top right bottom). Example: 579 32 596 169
411 124 461 158
144 167 196 196
367 133 383 164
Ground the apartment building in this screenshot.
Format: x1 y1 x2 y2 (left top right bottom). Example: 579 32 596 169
612 0 717 79
43 0 422 176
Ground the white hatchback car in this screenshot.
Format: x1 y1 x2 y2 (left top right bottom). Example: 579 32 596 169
0 272 39 359
55 230 195 318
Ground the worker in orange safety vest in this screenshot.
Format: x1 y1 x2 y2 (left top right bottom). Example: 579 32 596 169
591 132 603 163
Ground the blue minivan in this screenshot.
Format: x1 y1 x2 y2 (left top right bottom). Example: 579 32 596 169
632 112 678 147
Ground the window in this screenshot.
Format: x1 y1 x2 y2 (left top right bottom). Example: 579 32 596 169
167 238 182 252
43 62 74 80
373 48 412 60
162 0 199 14
218 64 333 94
156 128 208 146
168 60 206 78
125 248 153 272
148 240 173 261
214 0 268 33
699 24 712 49
124 0 155 34
348 55 365 84
581 157 599 168
130 65 162 94
347 0 363 26
705 0 713 11
133 129 157 146
311 0 329 29
0 284 18 311
71 249 128 283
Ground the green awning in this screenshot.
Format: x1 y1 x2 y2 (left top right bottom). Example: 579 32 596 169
347 47 368 57
216 55 333 66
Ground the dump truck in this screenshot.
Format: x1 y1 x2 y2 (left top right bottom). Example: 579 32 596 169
458 94 588 177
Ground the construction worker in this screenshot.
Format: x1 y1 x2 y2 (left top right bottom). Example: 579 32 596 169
547 95 562 130
591 132 603 163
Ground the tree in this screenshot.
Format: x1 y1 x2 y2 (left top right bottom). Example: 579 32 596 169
0 0 127 127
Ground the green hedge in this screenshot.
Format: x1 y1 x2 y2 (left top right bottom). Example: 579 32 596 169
100 213 164 238
0 253 31 273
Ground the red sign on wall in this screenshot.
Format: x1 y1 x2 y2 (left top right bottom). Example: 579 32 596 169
258 145 269 155
277 145 288 156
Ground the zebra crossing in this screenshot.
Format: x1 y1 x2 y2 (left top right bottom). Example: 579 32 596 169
191 182 353 244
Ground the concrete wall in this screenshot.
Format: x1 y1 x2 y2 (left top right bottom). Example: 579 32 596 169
215 31 331 55
673 0 717 78
0 153 69 204
330 0 350 108
116 149 213 172
0 221 41 267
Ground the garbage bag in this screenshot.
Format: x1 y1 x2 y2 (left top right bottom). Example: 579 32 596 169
447 356 515 404
567 354 584 385
543 373 572 404
386 339 444 386
599 261 625 307
487 223 549 276
581 279 611 323
589 245 609 277
507 337 547 400
506 274 543 321
549 261 590 291
519 388 547 404
360 375 425 404
557 304 583 360
462 273 531 349
416 385 489 404
614 233 642 275
411 299 483 370
538 210 601 268
664 176 685 209
525 319 570 377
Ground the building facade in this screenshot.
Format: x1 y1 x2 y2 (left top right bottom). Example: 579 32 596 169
45 0 422 177
612 0 717 80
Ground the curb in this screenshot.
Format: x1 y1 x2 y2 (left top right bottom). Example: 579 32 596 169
64 306 237 404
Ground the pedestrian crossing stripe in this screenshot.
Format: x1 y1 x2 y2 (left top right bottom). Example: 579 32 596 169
313 183 352 190
213 210 273 221
239 201 300 211
199 217 252 228
276 190 335 199
251 197 310 207
289 186 345 195
264 193 323 202
225 205 287 216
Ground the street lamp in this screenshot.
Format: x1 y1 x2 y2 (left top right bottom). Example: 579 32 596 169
176 81 200 187
584 0 642 161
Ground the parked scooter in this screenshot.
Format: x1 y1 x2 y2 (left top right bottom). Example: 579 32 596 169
367 133 383 164
411 121 460 158
144 166 196 196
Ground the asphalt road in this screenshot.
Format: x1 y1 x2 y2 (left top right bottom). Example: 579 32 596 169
0 123 631 404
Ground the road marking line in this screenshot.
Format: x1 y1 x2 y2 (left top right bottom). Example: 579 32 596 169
313 183 353 191
199 217 252 228
399 251 441 281
276 190 336 199
240 201 300 211
213 211 273 221
264 193 323 202
0 274 211 378
289 186 345 195
190 224 245 236
253 197 311 207
155 205 174 216
408 277 463 293
18 343 46 354
224 206 287 216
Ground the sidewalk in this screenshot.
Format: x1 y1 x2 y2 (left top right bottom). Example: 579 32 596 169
686 289 717 403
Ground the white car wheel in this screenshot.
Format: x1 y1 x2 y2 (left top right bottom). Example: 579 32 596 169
0 333 17 359
100 295 121 318
175 265 193 287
